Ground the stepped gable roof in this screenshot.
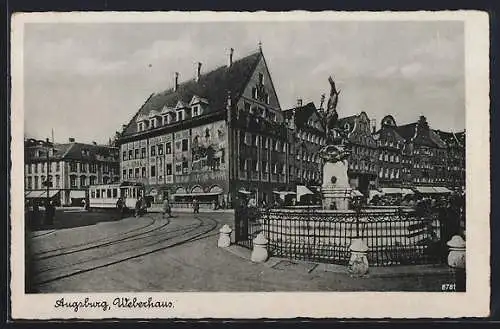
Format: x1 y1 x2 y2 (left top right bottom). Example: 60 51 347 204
123 51 262 137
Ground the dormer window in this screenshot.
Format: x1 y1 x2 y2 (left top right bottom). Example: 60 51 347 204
177 110 184 121
252 87 258 99
192 105 200 117
150 118 157 129
258 72 264 85
137 123 143 131
266 94 270 105
163 115 171 125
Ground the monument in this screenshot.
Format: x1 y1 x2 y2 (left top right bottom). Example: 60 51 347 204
319 76 352 210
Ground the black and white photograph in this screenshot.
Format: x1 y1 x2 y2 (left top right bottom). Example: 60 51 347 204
10 11 490 319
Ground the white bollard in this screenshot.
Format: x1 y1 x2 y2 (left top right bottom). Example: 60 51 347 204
348 238 369 277
217 224 232 248
251 233 269 263
447 235 466 269
447 235 466 292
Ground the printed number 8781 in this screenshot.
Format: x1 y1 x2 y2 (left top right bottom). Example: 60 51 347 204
441 283 456 292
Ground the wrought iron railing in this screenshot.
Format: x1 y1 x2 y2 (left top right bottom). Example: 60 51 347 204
236 207 444 267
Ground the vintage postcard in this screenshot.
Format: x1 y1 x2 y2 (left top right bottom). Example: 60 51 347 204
10 11 490 319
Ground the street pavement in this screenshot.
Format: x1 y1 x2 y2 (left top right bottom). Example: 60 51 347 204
27 210 452 293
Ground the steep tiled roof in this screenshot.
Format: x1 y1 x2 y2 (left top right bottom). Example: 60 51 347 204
26 142 118 163
434 130 465 148
396 122 446 148
283 102 325 132
395 123 418 141
62 143 119 162
122 51 263 137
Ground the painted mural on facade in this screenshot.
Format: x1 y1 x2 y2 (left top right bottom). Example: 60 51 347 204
191 121 227 172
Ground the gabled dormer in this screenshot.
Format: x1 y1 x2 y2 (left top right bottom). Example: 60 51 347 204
148 110 160 129
189 95 209 118
175 100 189 122
136 113 148 132
160 105 175 125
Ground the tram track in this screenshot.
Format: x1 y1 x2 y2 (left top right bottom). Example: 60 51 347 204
34 215 164 260
33 215 219 287
32 214 157 255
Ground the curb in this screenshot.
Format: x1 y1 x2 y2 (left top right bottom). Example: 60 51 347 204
222 244 450 279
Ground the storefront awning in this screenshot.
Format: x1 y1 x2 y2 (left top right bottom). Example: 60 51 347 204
380 187 404 194
296 185 314 200
413 186 439 194
433 186 453 193
173 192 221 197
237 189 252 195
401 188 415 196
70 190 86 198
351 190 364 197
25 190 46 198
47 190 61 198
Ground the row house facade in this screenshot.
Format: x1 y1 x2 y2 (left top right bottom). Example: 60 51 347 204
119 47 298 206
373 115 465 192
24 138 120 206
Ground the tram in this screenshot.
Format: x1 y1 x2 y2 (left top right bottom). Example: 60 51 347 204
88 181 146 211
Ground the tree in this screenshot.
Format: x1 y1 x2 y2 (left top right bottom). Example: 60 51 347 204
109 131 122 147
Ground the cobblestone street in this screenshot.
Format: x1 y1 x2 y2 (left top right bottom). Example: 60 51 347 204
26 209 452 293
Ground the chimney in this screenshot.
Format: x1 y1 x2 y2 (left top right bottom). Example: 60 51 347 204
228 48 234 67
371 119 377 134
195 62 202 82
121 124 127 131
68 137 75 143
297 98 303 107
92 141 97 145
174 72 179 91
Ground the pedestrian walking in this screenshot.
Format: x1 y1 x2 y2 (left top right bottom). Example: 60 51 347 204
116 197 124 219
135 196 142 218
162 198 172 218
193 198 200 214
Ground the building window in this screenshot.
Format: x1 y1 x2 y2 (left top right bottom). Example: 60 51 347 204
266 94 270 105
158 144 164 155
274 140 280 151
134 168 139 178
244 102 251 111
128 150 133 160
175 163 182 174
252 160 259 172
140 147 146 159
150 145 156 156
252 135 259 147
138 122 144 131
272 163 278 174
128 169 133 178
70 175 77 188
122 170 127 179
150 165 156 177
239 158 246 171
141 167 146 177
177 110 184 121
69 162 77 172
150 119 156 129
258 72 264 85
166 163 172 175
56 175 61 187
262 161 268 173
80 176 87 187
252 87 258 99
244 133 252 146
89 163 96 173
182 139 189 152
27 177 32 189
182 161 188 174
192 105 200 117
134 149 139 159
166 142 172 154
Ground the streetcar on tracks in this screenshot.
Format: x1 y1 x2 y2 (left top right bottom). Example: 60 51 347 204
88 181 146 212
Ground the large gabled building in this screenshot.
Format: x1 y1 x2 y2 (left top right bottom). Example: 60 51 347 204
118 47 295 207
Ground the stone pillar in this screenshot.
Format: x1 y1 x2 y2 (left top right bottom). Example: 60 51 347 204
251 232 268 263
447 235 466 291
321 160 351 210
348 238 369 277
217 224 232 248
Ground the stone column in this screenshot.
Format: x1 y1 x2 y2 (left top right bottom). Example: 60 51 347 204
217 224 232 248
348 238 369 277
251 232 269 263
447 235 466 292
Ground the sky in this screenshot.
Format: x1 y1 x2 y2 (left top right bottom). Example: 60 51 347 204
23 20 465 144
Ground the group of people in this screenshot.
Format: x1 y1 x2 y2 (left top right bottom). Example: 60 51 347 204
25 199 56 227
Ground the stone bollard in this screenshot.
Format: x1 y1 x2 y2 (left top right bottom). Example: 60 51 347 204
447 235 466 292
348 238 369 277
251 233 269 263
217 224 232 248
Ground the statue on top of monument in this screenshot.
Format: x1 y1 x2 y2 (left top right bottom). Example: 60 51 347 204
319 75 350 163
